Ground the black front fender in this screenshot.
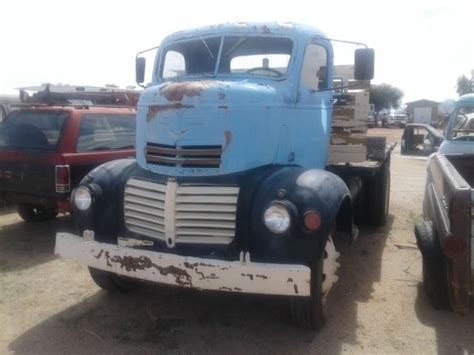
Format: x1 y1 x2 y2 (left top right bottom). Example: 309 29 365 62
249 167 352 264
73 158 141 240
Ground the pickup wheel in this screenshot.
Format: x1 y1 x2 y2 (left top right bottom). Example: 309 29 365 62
17 204 58 223
367 157 390 226
290 237 340 330
88 267 139 292
415 221 451 309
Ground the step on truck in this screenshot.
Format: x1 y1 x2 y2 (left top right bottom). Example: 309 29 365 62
415 94 474 314
55 22 393 329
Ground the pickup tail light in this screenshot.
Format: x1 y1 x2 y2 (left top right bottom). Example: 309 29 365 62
55 165 70 193
443 234 467 258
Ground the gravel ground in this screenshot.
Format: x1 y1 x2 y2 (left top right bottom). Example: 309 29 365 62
1 128 474 354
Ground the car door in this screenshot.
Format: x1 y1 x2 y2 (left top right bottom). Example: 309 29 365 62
64 111 136 188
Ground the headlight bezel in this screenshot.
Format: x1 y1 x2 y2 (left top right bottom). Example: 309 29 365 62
262 201 294 235
73 185 93 211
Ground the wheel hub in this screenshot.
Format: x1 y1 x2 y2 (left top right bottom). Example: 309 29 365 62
322 236 340 295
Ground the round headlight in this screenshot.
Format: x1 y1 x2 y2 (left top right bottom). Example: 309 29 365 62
74 186 92 211
263 203 291 234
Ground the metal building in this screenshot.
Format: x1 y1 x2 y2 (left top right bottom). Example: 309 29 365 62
406 99 440 124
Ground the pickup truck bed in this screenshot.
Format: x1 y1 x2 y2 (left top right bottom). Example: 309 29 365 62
447 154 474 187
417 153 473 314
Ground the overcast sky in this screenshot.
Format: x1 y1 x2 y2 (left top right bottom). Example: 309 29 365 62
1 0 473 104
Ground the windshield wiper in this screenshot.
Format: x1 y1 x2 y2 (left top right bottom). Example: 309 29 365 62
224 36 249 57
197 32 214 60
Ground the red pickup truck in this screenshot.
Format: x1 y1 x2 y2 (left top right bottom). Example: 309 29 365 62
0 104 136 221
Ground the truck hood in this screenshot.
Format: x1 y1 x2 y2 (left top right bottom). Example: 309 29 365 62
135 80 302 176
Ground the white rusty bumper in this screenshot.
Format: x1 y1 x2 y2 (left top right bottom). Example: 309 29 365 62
55 233 311 296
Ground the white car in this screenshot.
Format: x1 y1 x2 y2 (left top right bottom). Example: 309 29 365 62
383 111 407 128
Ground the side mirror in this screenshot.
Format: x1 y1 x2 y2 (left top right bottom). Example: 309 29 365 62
354 48 375 81
136 57 146 85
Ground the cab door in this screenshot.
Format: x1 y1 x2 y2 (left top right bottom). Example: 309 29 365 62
295 39 334 168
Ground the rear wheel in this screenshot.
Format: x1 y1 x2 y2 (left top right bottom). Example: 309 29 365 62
367 157 390 226
290 237 340 329
415 221 450 309
17 203 57 223
88 267 139 292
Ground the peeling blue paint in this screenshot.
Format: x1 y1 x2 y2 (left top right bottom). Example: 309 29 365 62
136 22 334 177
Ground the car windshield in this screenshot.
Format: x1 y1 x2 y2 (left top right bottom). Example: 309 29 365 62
448 107 474 141
160 35 293 80
0 110 68 151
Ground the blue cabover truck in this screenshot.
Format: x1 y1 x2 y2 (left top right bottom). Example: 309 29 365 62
55 22 391 329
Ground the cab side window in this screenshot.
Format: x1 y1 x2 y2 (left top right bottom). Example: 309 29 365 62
301 44 328 90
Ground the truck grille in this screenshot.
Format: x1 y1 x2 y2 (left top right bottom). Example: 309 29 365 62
145 143 222 168
124 179 166 240
124 178 238 247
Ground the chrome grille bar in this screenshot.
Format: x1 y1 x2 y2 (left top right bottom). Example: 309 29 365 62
145 143 223 168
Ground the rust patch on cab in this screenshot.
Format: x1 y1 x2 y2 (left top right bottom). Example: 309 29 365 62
160 81 217 101
146 103 194 122
223 131 232 151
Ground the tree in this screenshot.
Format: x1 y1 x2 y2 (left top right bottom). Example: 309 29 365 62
456 75 473 96
369 83 404 112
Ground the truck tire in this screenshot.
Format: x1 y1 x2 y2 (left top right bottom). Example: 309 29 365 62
290 237 340 329
415 221 450 309
367 158 390 226
17 204 58 223
88 267 139 292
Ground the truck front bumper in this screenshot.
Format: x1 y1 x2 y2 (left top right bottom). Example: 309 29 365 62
55 233 311 296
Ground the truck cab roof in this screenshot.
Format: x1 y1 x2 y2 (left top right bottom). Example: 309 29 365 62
162 22 328 44
454 93 474 109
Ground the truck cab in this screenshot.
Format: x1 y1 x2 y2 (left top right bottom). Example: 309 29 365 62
55 23 387 329
438 94 474 155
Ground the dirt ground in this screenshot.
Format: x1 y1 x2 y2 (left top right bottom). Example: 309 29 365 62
1 128 474 354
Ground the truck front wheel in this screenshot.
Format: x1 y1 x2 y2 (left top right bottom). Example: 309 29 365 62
290 237 340 329
17 203 57 223
88 267 139 292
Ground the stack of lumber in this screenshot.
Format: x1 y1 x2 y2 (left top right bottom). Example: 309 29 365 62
328 65 384 164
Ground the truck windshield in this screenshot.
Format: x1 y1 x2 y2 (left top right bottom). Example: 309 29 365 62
0 111 67 151
161 36 221 79
160 35 293 80
448 108 474 141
